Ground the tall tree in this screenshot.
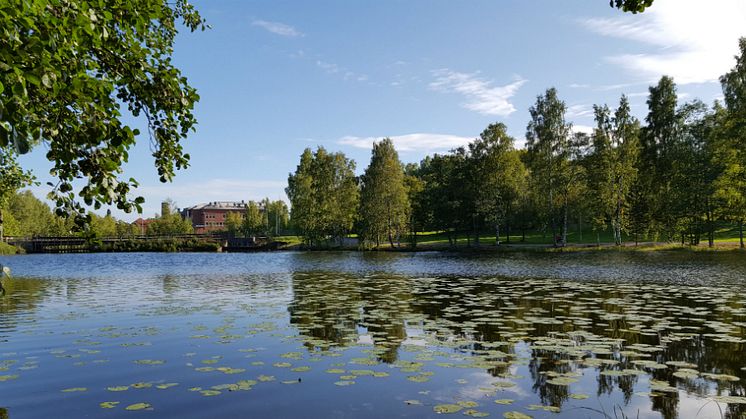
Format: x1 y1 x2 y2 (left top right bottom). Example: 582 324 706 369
468 123 527 245
359 139 409 248
526 88 573 246
286 147 359 246
716 38 746 247
641 76 680 240
243 201 268 236
403 163 426 248
0 0 206 227
588 96 640 245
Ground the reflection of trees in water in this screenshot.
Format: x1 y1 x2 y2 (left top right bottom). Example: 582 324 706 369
288 271 412 363
0 278 52 337
528 351 571 408
288 272 361 349
289 270 746 415
359 274 411 363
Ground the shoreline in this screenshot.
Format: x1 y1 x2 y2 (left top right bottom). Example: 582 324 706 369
3 240 745 256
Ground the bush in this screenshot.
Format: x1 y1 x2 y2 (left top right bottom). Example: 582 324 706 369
0 242 22 255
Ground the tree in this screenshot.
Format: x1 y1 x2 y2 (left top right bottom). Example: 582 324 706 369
0 149 34 238
243 201 268 236
0 0 206 227
263 199 289 237
526 88 574 246
588 96 640 245
611 0 654 13
224 211 245 237
403 163 426 248
359 138 409 248
286 147 359 246
716 38 746 247
641 76 680 240
148 200 193 235
468 123 527 245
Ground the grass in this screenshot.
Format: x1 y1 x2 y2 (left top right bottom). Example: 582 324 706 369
0 242 22 255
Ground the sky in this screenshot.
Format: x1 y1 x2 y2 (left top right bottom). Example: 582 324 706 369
18 0 746 220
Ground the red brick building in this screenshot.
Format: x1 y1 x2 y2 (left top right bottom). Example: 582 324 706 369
181 201 247 234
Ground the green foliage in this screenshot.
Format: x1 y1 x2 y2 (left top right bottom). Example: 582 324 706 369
147 202 193 236
611 0 654 13
467 123 527 244
0 0 206 228
359 138 409 248
99 237 219 252
243 201 268 236
0 148 34 237
224 211 244 236
2 190 73 237
264 199 289 236
286 147 359 246
587 96 640 245
526 88 575 245
0 242 21 255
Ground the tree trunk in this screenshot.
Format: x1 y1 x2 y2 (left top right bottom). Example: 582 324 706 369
473 216 480 247
578 214 582 243
561 196 568 247
506 221 510 244
0 207 4 241
740 220 744 249
495 223 500 246
707 207 714 248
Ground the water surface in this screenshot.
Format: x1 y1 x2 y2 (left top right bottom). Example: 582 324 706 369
0 251 745 418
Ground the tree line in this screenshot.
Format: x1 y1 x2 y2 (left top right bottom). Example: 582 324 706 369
287 38 746 249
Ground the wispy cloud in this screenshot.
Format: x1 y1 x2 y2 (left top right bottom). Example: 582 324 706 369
251 19 303 37
429 69 527 116
566 104 594 119
580 0 746 84
338 133 473 154
316 60 368 82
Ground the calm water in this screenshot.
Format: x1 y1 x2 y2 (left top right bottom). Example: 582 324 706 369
0 251 745 418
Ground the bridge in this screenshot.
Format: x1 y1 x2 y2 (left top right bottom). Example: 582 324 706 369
2 234 280 253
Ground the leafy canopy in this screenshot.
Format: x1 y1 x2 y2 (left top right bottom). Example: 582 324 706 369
0 0 206 227
611 0 654 13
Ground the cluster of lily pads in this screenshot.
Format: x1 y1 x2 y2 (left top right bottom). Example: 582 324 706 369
0 270 745 418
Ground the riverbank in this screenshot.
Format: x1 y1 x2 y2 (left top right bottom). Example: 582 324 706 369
278 240 746 253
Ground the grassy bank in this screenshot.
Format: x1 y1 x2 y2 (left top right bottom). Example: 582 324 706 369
0 242 23 255
96 238 222 253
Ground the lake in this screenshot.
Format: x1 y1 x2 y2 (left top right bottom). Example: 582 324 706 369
0 251 745 418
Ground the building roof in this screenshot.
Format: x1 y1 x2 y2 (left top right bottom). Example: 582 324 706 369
183 201 247 211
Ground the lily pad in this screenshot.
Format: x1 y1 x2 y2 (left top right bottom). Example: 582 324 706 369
434 404 463 414
125 403 152 411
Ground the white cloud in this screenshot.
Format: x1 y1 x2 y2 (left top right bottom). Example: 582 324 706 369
251 19 303 37
429 69 527 116
338 133 473 153
581 0 746 84
573 124 595 135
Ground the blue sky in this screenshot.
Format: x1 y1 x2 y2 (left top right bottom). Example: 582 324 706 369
19 0 746 220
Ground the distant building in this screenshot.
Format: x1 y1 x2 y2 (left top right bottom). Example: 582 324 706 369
181 201 247 234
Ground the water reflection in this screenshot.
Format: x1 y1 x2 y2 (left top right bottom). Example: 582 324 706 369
288 269 746 418
0 252 745 418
